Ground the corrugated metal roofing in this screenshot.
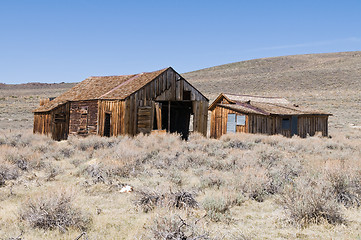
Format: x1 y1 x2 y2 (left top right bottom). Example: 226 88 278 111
34 68 168 112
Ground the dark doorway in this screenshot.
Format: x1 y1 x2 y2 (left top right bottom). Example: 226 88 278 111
159 101 192 140
104 113 111 137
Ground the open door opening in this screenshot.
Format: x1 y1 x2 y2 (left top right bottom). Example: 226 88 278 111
158 101 192 140
104 113 111 137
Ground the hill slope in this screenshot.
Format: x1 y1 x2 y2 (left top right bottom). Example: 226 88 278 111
183 51 361 99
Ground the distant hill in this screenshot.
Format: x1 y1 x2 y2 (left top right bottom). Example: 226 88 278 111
183 51 361 100
0 82 76 90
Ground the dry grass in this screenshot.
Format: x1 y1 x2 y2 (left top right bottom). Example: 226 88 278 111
1 129 361 239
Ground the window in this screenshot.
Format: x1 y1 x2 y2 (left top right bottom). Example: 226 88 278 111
183 90 191 100
282 118 290 129
227 114 236 133
237 115 246 126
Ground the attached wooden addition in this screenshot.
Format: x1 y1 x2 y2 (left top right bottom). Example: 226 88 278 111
209 93 331 138
33 67 209 140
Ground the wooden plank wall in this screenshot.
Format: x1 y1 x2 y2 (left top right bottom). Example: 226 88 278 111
33 103 70 140
298 115 328 137
69 100 98 136
33 113 52 135
97 100 125 136
210 106 248 138
123 68 209 136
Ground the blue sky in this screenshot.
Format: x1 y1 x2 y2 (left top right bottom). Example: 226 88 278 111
1 0 360 84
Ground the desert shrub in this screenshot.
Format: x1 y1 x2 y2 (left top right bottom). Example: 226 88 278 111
236 166 272 202
220 134 255 150
257 149 302 194
45 165 61 181
202 196 231 222
168 171 183 186
19 191 92 231
146 214 210 240
2 147 32 171
135 190 198 213
134 190 164 213
326 169 361 207
267 157 301 194
68 135 118 151
200 175 224 190
0 161 19 183
167 191 198 210
280 176 345 227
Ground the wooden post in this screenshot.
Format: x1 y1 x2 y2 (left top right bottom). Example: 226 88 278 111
168 101 171 132
155 102 162 130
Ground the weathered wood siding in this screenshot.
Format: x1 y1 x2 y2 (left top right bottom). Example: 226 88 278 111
123 68 209 136
210 105 329 138
33 113 52 135
97 100 125 136
298 115 328 137
210 106 248 138
248 114 283 136
33 103 70 140
69 100 98 136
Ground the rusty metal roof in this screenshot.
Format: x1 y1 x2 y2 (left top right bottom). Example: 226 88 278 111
34 68 168 112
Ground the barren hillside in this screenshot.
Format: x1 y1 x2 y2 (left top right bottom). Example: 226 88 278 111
184 51 361 99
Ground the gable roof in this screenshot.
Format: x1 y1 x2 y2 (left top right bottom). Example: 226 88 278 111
34 68 169 112
209 93 331 116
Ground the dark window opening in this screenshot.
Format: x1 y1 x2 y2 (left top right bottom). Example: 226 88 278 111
282 118 290 129
104 113 111 137
183 91 191 100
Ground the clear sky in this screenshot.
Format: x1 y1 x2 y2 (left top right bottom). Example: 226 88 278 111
1 0 360 84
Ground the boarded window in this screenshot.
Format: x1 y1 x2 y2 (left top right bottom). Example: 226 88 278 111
227 114 236 133
54 113 66 123
138 107 152 134
282 118 290 129
237 115 246 126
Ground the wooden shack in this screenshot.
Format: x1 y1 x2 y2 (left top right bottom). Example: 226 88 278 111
209 93 331 138
33 67 209 140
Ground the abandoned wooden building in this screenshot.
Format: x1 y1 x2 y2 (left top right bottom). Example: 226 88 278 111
209 93 331 138
33 67 209 140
